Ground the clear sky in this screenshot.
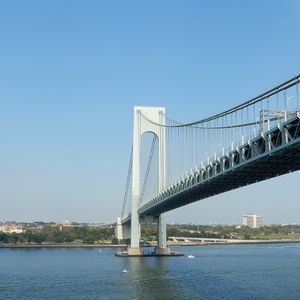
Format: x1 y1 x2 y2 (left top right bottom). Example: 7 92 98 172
1 0 300 224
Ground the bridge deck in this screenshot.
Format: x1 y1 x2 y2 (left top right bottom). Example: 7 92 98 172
139 139 300 217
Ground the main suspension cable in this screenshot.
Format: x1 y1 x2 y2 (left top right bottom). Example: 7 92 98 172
140 74 300 128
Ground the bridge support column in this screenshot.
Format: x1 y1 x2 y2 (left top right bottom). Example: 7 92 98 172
155 213 170 254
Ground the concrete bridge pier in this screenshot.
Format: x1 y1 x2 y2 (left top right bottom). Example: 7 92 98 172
124 213 170 256
155 213 170 255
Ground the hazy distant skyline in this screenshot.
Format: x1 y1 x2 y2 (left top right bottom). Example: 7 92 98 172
1 1 300 224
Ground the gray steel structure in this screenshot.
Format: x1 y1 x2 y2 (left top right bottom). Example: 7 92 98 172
122 112 300 225
138 116 300 217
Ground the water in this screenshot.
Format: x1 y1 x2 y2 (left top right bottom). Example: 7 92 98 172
1 244 300 299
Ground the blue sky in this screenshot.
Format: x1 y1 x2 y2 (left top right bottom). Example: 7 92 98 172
1 0 300 224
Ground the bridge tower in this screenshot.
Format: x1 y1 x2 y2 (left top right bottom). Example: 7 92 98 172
128 106 170 255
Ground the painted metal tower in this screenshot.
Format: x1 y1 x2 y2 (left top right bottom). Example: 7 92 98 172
127 106 169 255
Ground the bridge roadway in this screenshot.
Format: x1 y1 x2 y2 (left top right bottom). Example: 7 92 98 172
122 115 300 224
168 236 239 243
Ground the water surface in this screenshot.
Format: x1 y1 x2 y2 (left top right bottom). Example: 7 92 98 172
1 244 300 299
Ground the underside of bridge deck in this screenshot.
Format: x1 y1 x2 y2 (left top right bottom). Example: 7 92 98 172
139 139 300 217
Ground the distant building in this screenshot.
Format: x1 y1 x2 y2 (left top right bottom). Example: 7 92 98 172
0 223 24 233
243 213 263 228
56 220 73 226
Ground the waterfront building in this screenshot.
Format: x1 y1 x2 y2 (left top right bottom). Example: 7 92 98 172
243 213 263 228
0 223 24 233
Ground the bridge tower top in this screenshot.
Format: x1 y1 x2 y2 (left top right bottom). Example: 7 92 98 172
132 106 166 193
133 106 165 135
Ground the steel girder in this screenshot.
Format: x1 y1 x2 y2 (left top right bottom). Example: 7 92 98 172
137 116 300 218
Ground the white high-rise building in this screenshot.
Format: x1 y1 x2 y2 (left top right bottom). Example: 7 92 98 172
243 213 263 228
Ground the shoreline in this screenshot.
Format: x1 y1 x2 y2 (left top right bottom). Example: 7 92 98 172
168 239 300 246
0 244 125 248
1 239 300 248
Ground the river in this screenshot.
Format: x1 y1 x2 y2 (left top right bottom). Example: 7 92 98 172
1 244 300 299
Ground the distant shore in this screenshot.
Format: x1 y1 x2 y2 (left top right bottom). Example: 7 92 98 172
0 244 124 248
1 239 300 248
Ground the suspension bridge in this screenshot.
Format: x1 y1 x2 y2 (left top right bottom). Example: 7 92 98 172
115 75 300 256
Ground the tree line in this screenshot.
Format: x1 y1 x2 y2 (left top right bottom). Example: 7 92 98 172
0 225 116 245
1 224 300 245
